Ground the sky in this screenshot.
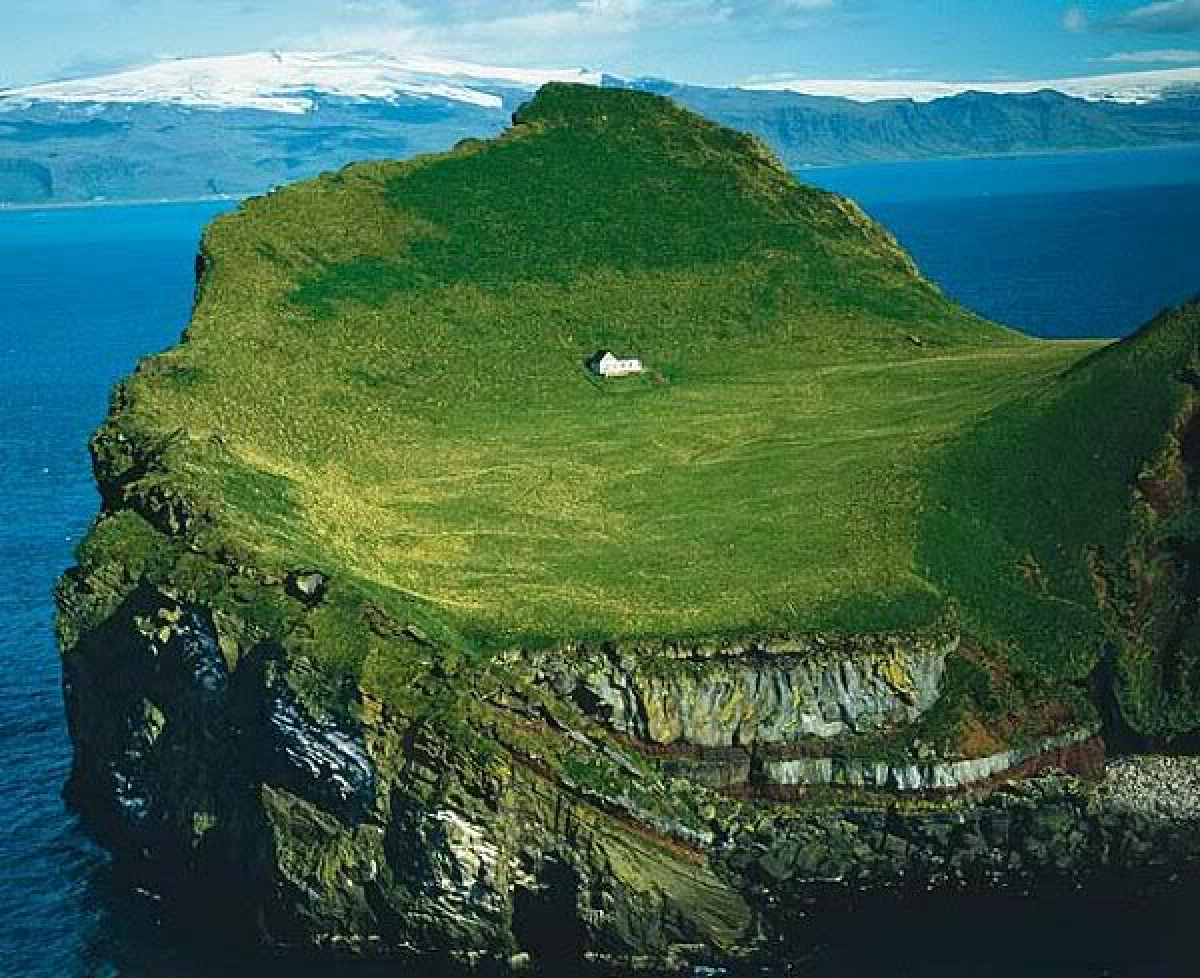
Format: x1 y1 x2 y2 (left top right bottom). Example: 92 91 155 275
3 0 1200 89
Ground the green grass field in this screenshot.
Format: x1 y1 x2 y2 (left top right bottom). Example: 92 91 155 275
96 84 1200 737
163 340 1093 644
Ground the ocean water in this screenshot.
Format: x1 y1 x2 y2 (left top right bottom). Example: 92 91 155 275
0 201 232 977
1 147 1198 976
804 145 1200 338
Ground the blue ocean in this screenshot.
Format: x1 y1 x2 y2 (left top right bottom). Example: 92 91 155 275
803 145 1200 339
2 146 1199 976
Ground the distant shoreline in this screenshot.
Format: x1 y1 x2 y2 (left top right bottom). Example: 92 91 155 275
793 139 1200 172
0 193 248 214
3 141 1199 213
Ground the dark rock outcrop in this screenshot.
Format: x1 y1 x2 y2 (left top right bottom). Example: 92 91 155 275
51 87 1200 969
524 633 951 747
57 579 1200 968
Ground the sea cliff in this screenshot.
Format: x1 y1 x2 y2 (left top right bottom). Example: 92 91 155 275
57 84 1200 967
57 577 1200 965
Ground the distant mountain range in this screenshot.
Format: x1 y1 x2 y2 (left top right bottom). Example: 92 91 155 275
1 51 1199 206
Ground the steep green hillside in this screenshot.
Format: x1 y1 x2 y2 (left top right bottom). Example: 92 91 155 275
96 85 1086 651
79 84 1200 744
922 302 1200 739
57 87 1200 960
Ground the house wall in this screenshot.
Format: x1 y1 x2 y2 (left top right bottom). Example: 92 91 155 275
601 359 643 377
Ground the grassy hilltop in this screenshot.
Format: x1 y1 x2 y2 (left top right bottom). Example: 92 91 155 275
80 84 1200 743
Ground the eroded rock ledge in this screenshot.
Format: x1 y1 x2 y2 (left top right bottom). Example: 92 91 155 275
513 634 1105 796
58 581 1200 968
757 727 1104 795
520 631 953 747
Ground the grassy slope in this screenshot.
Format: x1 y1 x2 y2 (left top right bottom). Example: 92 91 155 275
924 309 1192 671
82 83 1200 747
920 302 1200 737
111 84 1103 650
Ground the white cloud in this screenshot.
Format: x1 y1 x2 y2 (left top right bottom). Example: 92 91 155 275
1109 0 1200 32
308 0 836 61
293 0 727 67
1101 47 1200 60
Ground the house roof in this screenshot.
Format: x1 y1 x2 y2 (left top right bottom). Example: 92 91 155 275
587 350 643 372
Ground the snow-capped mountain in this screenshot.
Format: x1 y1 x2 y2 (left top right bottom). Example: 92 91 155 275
4 51 1198 115
0 51 602 114
744 66 1200 105
1 51 1198 207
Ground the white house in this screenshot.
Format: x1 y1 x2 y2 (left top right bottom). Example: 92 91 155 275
589 351 645 378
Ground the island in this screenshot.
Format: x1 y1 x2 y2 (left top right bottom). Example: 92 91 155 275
57 84 1200 968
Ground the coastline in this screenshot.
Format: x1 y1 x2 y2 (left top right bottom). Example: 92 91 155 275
1099 755 1200 819
2 141 1198 214
9 93 1200 969
793 139 1200 173
0 193 247 215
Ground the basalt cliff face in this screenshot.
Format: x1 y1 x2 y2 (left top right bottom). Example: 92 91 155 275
58 573 1200 967
57 85 1200 968
57 576 1200 967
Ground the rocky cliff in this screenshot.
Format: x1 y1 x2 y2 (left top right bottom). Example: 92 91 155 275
58 572 1200 968
55 576 1200 968
56 85 1200 968
523 632 952 747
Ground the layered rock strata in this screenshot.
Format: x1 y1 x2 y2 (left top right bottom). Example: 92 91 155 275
523 634 952 747
59 582 1200 967
521 637 1102 796
757 727 1103 795
60 575 1198 968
